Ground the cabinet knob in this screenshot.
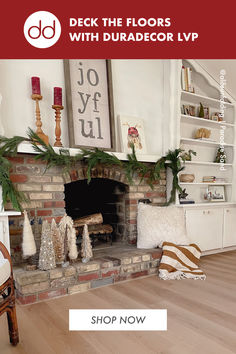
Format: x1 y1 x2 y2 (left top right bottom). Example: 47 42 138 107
203 211 205 214
208 211 210 214
226 209 229 213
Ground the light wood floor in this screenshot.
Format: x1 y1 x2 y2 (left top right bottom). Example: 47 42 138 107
1 251 236 354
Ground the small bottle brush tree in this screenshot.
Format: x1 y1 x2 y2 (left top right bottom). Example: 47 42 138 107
59 214 78 262
81 224 93 263
51 218 64 265
22 210 36 258
38 220 56 270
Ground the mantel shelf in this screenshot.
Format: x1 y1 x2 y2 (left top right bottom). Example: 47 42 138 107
17 143 161 163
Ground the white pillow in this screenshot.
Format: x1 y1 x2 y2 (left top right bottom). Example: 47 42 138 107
137 203 190 249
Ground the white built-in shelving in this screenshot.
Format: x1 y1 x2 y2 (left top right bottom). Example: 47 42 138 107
177 59 236 207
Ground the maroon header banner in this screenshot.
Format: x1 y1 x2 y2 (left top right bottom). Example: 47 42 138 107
1 0 236 58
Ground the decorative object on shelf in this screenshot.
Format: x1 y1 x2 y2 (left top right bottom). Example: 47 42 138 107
31 77 49 146
180 149 196 161
119 115 147 154
198 102 204 118
179 188 188 200
208 185 225 202
38 220 56 271
194 128 211 139
81 224 93 263
198 102 209 119
179 188 195 205
214 147 227 163
22 210 36 258
179 174 195 183
204 187 212 201
59 214 78 261
211 113 220 122
64 60 115 150
182 105 195 116
51 218 64 265
181 66 194 93
52 87 64 147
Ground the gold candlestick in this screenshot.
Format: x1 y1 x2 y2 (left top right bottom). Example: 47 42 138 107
31 94 49 145
52 105 64 147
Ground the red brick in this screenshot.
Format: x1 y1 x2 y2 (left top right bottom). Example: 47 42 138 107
26 158 46 164
45 216 63 223
30 210 35 217
7 156 24 164
17 294 37 305
102 269 119 278
128 219 136 224
125 199 137 205
44 201 65 208
44 201 53 208
38 288 67 301
78 272 99 281
131 270 148 278
151 251 162 259
37 209 52 216
10 174 28 183
70 170 78 181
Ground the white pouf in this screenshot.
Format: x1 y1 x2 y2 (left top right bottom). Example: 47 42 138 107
137 203 190 249
0 258 11 286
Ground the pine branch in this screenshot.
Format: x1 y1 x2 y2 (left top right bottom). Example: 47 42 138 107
80 148 122 183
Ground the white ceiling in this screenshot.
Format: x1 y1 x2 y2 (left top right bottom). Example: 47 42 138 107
196 60 236 100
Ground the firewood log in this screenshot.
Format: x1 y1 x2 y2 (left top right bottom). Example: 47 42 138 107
73 213 103 227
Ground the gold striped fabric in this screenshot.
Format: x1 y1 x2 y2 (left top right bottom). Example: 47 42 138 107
159 242 206 280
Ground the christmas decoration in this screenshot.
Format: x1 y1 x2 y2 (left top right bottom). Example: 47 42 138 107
22 210 36 258
81 224 93 263
198 102 204 118
0 128 196 207
59 214 78 261
51 218 64 264
38 220 56 270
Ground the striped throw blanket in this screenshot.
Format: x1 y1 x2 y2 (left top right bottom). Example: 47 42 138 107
159 242 206 280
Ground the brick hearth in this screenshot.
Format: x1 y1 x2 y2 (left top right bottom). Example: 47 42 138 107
14 245 162 305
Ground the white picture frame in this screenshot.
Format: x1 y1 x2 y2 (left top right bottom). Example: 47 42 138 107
208 185 225 202
118 115 147 154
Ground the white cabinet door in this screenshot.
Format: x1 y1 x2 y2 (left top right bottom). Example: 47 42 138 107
223 208 236 247
186 208 223 251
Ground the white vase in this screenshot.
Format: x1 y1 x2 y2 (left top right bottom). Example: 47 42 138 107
0 185 4 212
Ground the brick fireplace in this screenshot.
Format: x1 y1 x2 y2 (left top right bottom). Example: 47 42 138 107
7 153 166 304
8 153 166 265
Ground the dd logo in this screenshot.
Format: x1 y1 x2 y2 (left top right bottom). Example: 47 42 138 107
24 11 61 48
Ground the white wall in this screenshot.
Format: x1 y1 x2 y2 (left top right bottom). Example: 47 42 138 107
112 59 164 154
0 60 69 146
0 59 165 156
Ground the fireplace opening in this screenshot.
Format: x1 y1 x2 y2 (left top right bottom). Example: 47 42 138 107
64 178 128 246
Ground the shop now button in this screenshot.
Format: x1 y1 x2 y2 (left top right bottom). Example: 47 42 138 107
69 309 167 331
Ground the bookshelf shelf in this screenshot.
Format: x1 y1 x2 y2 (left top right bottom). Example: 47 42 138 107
181 137 234 147
179 182 232 186
181 90 234 108
184 161 232 167
181 114 235 128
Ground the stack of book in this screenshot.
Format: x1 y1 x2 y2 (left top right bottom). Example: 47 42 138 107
181 66 194 92
202 176 226 183
179 199 195 205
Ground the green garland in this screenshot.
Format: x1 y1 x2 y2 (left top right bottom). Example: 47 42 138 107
0 128 196 210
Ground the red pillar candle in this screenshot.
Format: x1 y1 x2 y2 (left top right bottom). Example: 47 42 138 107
54 87 62 106
31 77 41 95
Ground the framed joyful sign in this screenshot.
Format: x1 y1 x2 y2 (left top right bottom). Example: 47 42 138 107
64 60 115 150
